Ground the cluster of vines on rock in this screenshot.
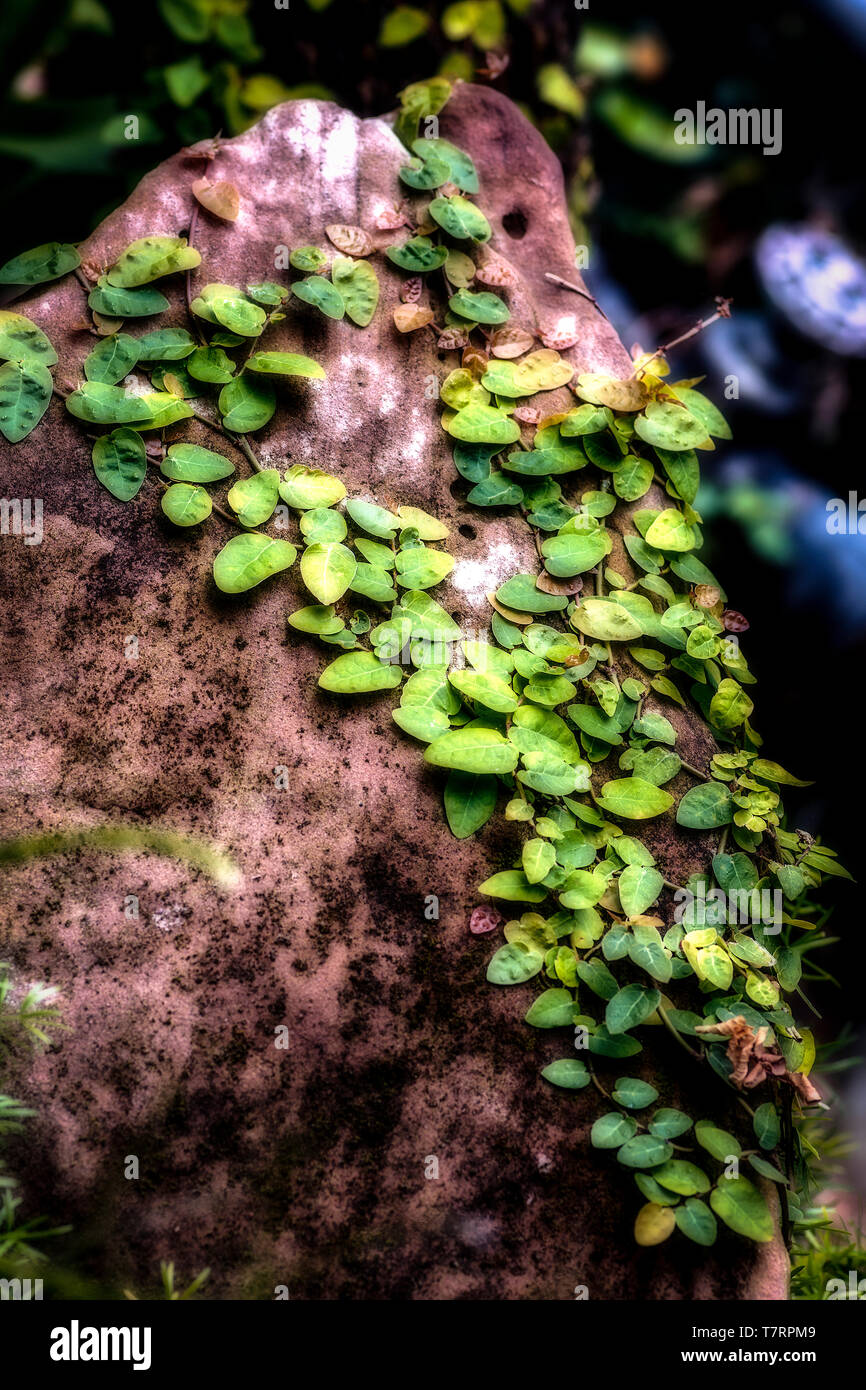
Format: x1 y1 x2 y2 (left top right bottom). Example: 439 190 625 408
0 77 849 1255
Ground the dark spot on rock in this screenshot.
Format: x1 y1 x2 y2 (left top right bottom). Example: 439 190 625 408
502 208 528 239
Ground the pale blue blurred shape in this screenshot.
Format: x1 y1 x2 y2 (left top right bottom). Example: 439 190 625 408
756 224 866 356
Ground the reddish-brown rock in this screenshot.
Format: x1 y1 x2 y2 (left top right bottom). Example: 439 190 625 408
0 85 787 1298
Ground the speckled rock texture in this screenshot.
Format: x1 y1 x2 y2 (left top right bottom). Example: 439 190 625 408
0 84 788 1299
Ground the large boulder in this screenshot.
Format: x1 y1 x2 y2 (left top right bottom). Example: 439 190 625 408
0 84 787 1298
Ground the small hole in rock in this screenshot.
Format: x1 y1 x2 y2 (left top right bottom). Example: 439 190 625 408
449 479 468 501
502 209 528 239
459 523 477 540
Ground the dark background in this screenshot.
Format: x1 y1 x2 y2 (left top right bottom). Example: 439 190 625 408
2 0 863 1165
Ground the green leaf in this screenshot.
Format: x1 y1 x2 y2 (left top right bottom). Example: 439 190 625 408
670 386 731 440
605 983 660 1034
226 469 280 527
161 482 212 526
596 777 674 820
446 403 520 445
288 604 345 636
162 443 234 483
695 1120 741 1162
280 465 346 510
213 534 297 593
164 53 210 106
91 427 146 500
0 310 57 367
613 456 654 501
713 852 758 895
450 669 518 714
287 246 327 274
318 650 402 694
399 152 451 189
346 498 400 537
467 473 524 506
443 771 498 838
628 922 671 983
617 1135 673 1168
495 574 567 614
652 1159 711 1195
541 529 611 577
395 546 455 589
246 281 289 308
656 447 699 504
525 987 574 1028
429 194 492 242
300 541 357 604
634 400 709 451
426 726 518 775
522 838 556 884
572 598 643 642
349 564 397 603
486 942 543 985
591 1112 638 1149
710 678 754 731
135 327 197 362
611 1077 659 1109
186 346 235 384
379 5 430 46
648 1108 693 1140
83 333 140 384
292 275 345 320
676 1198 718 1246
106 235 200 287
478 870 547 903
644 508 695 552
218 377 275 432
541 1058 589 1090
386 236 449 274
710 1176 774 1241
619 862 664 914
753 1102 781 1152
677 782 733 830
331 256 380 327
411 136 478 192
576 959 619 1000
0 241 80 286
192 284 267 336
88 280 170 318
449 290 510 324
0 360 52 442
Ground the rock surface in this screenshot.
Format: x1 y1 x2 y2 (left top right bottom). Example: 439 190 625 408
0 84 787 1298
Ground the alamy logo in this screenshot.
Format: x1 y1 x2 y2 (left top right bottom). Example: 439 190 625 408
0 1276 43 1299
674 881 782 932
0 497 43 545
826 493 866 534
674 102 782 156
826 1271 866 1299
49 1320 152 1372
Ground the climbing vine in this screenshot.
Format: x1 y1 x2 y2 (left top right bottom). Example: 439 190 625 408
0 76 848 1261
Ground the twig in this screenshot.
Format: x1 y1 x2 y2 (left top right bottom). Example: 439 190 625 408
544 271 606 318
680 760 710 781
636 297 733 376
190 408 262 472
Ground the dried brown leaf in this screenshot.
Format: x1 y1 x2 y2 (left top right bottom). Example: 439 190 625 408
489 324 535 359
394 304 434 334
192 177 240 222
326 223 374 257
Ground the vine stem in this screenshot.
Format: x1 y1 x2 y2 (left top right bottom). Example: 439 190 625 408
680 760 709 781
659 1004 701 1059
190 408 262 472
